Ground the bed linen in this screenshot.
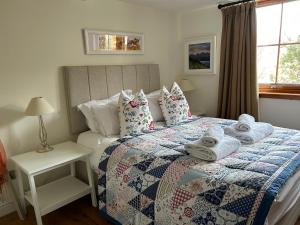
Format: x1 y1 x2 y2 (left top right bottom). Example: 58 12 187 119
96 117 300 225
267 178 300 225
77 129 300 224
271 192 300 225
94 117 300 225
78 130 300 203
77 123 167 171
77 132 119 171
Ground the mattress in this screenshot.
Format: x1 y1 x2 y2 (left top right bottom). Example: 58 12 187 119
77 130 300 204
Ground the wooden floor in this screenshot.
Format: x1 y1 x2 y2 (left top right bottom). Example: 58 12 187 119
0 196 111 225
1 196 300 225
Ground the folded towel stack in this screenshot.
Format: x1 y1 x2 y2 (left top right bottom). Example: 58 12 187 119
201 126 224 147
185 126 240 161
224 122 274 145
235 114 255 132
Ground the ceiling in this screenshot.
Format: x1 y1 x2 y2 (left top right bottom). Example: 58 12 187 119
118 0 236 12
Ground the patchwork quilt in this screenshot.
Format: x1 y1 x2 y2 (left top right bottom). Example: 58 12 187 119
97 117 300 225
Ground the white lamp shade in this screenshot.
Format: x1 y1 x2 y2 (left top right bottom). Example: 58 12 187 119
25 97 54 116
180 79 195 92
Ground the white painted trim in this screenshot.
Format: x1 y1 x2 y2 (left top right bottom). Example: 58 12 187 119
0 202 15 217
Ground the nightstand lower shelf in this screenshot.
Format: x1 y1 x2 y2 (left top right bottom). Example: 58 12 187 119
24 176 91 216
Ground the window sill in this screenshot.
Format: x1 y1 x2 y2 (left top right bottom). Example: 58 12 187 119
259 92 300 100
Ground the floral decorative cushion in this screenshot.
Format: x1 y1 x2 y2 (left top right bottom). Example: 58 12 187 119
160 82 191 126
119 90 154 137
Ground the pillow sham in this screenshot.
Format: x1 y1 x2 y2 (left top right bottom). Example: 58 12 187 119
160 82 191 126
146 90 164 122
119 90 154 137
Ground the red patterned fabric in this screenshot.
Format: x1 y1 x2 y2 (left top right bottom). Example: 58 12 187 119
115 162 130 177
0 140 7 192
171 188 194 210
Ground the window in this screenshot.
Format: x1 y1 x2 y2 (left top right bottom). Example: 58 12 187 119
257 0 300 99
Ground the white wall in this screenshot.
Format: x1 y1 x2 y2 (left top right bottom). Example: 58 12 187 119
178 7 222 115
178 6 300 130
0 0 177 159
260 98 300 130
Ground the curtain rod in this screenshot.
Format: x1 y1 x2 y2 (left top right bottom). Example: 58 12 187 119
218 0 253 9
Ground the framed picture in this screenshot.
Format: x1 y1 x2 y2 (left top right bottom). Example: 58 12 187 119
83 29 144 55
184 35 216 74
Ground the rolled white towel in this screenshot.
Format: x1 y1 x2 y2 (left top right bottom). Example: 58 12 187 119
201 126 224 147
235 114 255 132
224 122 274 145
184 139 203 149
185 136 240 161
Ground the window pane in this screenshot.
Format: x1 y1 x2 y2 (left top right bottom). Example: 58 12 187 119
257 46 277 83
278 44 300 84
281 1 300 44
257 4 282 45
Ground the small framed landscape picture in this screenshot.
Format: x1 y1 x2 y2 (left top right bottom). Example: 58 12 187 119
84 29 144 55
184 35 216 75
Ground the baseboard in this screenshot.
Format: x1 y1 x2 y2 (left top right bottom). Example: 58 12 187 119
0 202 15 217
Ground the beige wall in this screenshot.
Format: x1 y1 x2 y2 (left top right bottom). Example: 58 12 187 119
259 98 300 130
178 6 300 130
178 7 222 115
0 0 177 159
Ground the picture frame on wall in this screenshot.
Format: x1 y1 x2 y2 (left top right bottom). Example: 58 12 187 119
184 35 217 74
83 29 144 55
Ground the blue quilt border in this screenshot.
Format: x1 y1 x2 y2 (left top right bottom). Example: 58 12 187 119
253 152 300 225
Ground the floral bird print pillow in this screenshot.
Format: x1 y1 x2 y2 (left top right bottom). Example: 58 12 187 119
119 90 154 137
160 82 191 126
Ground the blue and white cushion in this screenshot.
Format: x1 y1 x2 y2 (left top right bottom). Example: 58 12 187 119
119 90 154 137
160 82 191 126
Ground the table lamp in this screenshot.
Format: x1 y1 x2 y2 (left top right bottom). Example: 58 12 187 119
180 78 195 92
25 97 54 153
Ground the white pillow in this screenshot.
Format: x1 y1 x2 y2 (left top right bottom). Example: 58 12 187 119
77 100 98 132
109 90 132 106
119 90 154 137
77 90 132 135
91 103 120 137
160 82 191 126
146 90 164 122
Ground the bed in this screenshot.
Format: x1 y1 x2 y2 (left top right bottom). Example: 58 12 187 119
64 64 300 225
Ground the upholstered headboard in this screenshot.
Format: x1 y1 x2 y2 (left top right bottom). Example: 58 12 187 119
64 64 160 135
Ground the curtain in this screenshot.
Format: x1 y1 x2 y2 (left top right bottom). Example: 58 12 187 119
217 1 259 120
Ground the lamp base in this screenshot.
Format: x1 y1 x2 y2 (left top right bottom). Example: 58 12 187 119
36 145 54 153
37 115 53 153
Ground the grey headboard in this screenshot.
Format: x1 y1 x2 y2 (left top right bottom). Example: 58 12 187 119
64 64 160 135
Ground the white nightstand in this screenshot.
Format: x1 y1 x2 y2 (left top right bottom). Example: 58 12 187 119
11 141 97 225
